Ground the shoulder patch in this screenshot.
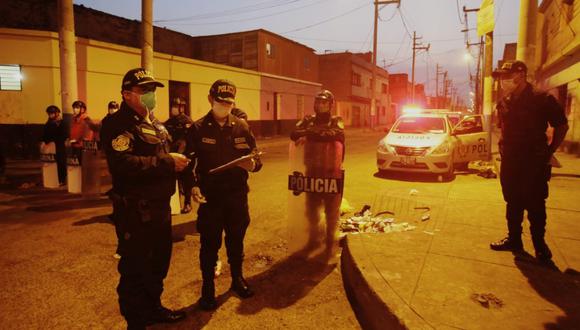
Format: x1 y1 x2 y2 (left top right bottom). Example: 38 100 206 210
112 135 131 152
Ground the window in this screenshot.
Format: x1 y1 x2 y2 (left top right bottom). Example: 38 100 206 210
351 72 361 86
266 43 275 57
0 64 22 91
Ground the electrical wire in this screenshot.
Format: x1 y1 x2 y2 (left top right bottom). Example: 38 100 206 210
281 1 370 34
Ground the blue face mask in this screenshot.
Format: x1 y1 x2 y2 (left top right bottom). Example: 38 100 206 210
140 91 156 112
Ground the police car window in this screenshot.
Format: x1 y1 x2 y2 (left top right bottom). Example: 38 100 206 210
392 117 446 134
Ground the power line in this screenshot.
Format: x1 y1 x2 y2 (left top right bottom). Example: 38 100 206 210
160 0 330 26
456 0 465 25
396 8 413 39
281 1 370 34
155 0 301 23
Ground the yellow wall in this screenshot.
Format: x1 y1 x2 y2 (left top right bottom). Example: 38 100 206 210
0 28 265 125
0 29 61 124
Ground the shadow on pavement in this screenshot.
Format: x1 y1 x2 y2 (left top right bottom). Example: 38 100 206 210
151 302 214 330
234 250 335 315
172 220 199 242
27 197 110 212
374 171 454 183
551 173 580 179
514 252 580 329
73 214 112 226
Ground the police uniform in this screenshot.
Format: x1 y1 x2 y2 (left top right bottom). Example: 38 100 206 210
185 79 262 310
101 68 184 329
41 107 68 185
165 113 195 212
290 94 345 254
496 81 567 259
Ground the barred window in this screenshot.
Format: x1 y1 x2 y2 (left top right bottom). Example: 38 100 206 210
0 64 22 91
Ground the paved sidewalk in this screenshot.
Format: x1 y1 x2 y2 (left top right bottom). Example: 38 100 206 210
341 151 580 329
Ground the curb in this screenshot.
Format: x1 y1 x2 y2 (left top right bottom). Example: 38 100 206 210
340 235 430 330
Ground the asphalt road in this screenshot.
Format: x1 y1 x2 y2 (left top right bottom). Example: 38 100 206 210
0 129 494 329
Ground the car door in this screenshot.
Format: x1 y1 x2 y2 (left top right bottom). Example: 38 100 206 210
452 115 490 163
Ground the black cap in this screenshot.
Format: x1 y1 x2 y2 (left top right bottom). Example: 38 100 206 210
122 68 164 91
46 105 60 113
492 60 527 78
209 79 236 104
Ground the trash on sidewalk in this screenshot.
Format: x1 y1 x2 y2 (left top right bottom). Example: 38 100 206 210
340 208 416 234
340 198 355 216
477 168 497 179
252 253 274 269
471 293 504 309
472 161 498 179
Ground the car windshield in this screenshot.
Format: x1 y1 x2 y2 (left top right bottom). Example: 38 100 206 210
392 117 446 134
447 115 461 127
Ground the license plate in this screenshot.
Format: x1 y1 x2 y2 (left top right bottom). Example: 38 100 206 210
401 156 416 166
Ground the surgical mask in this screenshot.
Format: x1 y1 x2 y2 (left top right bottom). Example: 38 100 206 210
139 91 156 112
501 79 517 94
108 108 117 115
212 102 231 119
170 107 180 116
73 107 80 115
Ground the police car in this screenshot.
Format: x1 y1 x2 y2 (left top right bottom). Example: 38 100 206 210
377 112 489 179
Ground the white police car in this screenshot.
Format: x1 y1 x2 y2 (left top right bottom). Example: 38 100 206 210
377 112 489 179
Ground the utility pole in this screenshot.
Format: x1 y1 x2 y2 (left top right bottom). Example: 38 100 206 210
58 0 80 193
516 0 538 78
141 0 154 71
443 71 448 107
411 31 430 104
463 6 482 113
435 63 440 107
371 0 399 129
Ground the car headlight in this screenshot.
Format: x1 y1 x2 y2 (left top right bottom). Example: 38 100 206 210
430 141 450 155
378 141 395 154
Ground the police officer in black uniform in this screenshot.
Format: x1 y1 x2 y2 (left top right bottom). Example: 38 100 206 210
41 105 68 185
100 68 188 329
290 90 345 257
490 60 568 264
165 100 195 213
186 79 262 311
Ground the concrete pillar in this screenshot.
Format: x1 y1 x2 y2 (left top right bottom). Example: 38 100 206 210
141 0 154 71
516 0 538 78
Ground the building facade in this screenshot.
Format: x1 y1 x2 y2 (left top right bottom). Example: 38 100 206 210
318 52 391 127
536 0 580 153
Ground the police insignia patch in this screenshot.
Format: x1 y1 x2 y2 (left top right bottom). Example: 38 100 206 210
112 135 130 151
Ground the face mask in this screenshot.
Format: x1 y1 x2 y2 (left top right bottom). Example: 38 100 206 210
139 91 156 112
501 79 517 94
212 102 231 119
108 108 117 115
73 107 80 115
170 107 180 116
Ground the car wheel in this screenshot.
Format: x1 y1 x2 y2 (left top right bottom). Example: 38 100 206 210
456 162 469 171
443 161 455 181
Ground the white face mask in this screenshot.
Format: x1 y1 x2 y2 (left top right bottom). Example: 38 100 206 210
108 108 117 115
212 102 232 119
501 79 517 94
170 107 180 116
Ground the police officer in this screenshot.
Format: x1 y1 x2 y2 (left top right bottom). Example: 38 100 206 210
490 60 568 264
41 105 68 185
186 79 262 311
100 68 188 329
290 90 345 258
165 99 195 213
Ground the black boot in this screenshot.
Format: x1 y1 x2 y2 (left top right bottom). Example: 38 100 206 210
230 265 254 298
199 280 217 311
147 305 186 325
490 236 523 251
532 237 552 262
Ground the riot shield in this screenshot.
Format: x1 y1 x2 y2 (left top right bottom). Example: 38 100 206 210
81 140 101 198
67 146 82 194
288 140 344 261
40 142 59 188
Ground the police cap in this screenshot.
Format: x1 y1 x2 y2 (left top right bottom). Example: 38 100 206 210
210 79 236 104
492 60 527 78
122 68 165 91
46 105 61 113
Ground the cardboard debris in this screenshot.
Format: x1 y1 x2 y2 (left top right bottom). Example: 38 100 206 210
340 212 416 234
471 293 504 309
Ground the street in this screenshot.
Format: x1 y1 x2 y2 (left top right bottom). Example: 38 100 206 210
0 129 520 329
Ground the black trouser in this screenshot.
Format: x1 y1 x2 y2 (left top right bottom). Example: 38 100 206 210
500 154 550 245
114 198 172 328
197 191 250 280
55 149 67 184
178 171 193 206
305 192 341 248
